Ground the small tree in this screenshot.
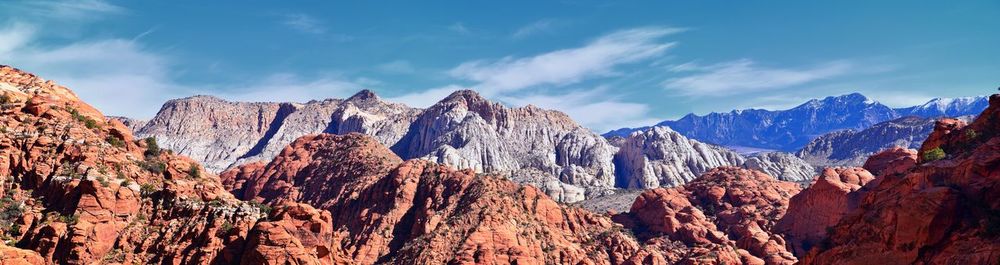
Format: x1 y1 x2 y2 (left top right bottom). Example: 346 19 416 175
187 164 201 178
923 147 946 162
144 137 161 157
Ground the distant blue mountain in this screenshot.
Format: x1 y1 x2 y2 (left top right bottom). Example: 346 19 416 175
605 93 988 151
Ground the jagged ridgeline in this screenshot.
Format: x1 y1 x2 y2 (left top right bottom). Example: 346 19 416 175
2 65 998 264
124 89 817 203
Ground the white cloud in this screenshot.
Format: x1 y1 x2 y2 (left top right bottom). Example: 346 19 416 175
0 23 34 56
389 85 466 108
448 22 470 34
499 87 660 132
662 59 853 96
216 73 363 103
0 21 371 118
376 60 415 74
449 27 683 95
390 27 682 131
512 19 556 39
2 34 186 118
7 0 124 22
283 13 326 34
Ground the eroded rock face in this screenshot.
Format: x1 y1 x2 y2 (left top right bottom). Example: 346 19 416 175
134 90 421 174
241 202 339 264
0 65 264 264
137 90 618 202
776 167 874 257
803 94 1000 264
742 152 815 182
861 147 918 177
614 167 802 264
222 133 649 264
220 131 824 264
797 116 936 167
392 90 618 202
612 126 745 189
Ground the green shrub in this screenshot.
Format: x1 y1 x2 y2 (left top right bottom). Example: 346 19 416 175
187 164 200 179
140 183 158 197
106 135 125 148
218 221 234 235
144 137 161 157
97 176 110 187
0 94 10 104
139 160 166 174
923 147 946 162
59 213 79 225
249 201 272 216
69 108 100 130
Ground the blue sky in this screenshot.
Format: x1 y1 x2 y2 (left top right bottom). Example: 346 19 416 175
1 0 998 131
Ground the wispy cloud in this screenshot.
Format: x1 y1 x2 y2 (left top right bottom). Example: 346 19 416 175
511 19 558 39
447 22 470 34
389 85 466 108
391 26 683 131
217 73 365 103
662 59 853 96
499 87 660 132
449 26 684 95
0 20 370 118
1 25 185 117
283 13 326 34
376 60 416 74
7 0 124 22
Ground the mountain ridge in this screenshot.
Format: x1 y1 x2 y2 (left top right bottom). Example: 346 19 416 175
605 93 989 151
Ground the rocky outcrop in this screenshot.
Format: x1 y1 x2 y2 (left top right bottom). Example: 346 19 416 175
742 152 815 182
231 90 421 169
107 116 146 132
0 65 265 264
612 126 813 191
222 133 651 264
391 90 618 202
802 94 1000 264
137 90 618 202
612 126 745 189
614 167 803 264
861 147 918 177
136 95 293 172
222 131 821 264
0 245 45 265
775 167 875 257
241 202 339 264
133 90 420 174
797 116 936 167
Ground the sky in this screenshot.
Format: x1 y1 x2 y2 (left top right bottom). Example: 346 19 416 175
1 0 998 132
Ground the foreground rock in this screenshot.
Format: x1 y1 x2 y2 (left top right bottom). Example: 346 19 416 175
775 167 875 257
224 133 639 263
801 95 1000 264
0 65 264 264
613 167 802 264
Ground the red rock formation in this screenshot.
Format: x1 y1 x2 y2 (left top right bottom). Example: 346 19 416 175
918 118 967 161
862 147 918 177
0 65 263 264
0 245 45 265
803 95 1000 264
614 167 801 264
224 133 651 264
775 167 874 257
241 202 340 264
